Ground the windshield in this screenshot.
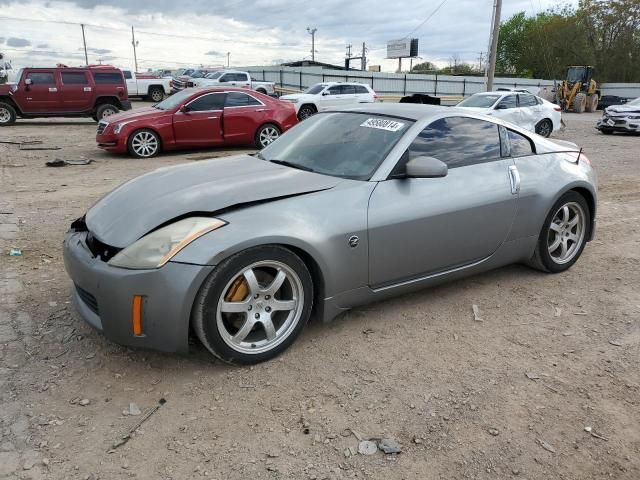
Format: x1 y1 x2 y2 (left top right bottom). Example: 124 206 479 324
458 94 501 108
259 112 413 180
567 67 586 84
153 89 193 110
191 70 207 78
205 71 223 79
305 83 327 95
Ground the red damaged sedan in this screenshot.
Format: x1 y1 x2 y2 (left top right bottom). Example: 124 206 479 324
96 87 298 158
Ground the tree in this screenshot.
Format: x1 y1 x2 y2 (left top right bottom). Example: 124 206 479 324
411 61 437 73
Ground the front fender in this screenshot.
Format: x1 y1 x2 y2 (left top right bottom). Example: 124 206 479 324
170 183 374 298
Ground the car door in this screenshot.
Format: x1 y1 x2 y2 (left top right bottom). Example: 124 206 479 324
18 70 60 112
517 94 541 131
492 94 522 127
339 84 358 108
234 73 251 88
59 71 93 112
123 70 137 95
222 91 268 144
172 92 225 146
367 116 518 287
318 85 343 111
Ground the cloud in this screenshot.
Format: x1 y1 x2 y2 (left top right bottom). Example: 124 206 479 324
37 43 49 48
0 37 5 44
85 47 112 54
205 50 223 57
7 37 31 47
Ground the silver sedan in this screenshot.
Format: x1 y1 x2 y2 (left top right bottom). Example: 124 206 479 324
63 104 597 364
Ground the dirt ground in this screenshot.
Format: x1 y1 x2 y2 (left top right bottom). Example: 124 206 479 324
0 103 639 480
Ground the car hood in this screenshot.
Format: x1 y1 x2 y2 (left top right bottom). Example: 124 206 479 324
279 93 308 101
104 107 167 124
456 106 491 113
85 155 341 248
606 104 640 115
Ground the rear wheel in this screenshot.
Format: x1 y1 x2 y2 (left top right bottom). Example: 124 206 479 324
585 94 598 113
96 103 118 120
298 104 317 120
255 123 281 149
0 102 16 126
127 129 161 158
535 119 553 137
528 191 590 273
572 93 587 113
256 88 267 95
148 87 164 103
192 246 314 364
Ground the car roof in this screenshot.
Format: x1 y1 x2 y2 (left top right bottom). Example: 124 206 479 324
337 103 452 120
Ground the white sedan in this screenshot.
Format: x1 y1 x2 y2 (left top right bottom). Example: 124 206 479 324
457 91 562 137
280 82 377 120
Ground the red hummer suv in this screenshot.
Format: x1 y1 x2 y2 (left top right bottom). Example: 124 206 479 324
0 65 132 126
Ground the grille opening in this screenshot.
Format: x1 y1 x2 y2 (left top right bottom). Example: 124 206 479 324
75 284 99 315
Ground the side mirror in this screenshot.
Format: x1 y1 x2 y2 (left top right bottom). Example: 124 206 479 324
179 105 190 113
219 78 228 83
405 156 448 178
322 91 330 96
24 78 32 86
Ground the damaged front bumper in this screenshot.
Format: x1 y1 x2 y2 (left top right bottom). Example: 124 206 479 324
597 113 640 133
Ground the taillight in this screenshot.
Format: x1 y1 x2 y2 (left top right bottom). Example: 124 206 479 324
554 106 562 112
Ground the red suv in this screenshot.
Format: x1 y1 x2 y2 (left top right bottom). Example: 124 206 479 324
0 65 132 126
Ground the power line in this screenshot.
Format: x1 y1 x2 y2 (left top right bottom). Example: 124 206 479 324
402 0 450 39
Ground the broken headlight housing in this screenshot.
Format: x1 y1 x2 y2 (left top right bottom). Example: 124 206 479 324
109 217 226 269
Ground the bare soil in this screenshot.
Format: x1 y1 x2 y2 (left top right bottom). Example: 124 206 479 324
1 105 639 480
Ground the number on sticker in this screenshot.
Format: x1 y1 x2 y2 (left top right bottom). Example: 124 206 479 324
360 118 405 132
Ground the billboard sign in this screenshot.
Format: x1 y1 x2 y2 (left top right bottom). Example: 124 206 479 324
387 38 419 58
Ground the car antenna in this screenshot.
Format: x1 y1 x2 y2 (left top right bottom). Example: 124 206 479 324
577 147 583 164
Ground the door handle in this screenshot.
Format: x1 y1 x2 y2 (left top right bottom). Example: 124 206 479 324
255 108 266 112
49 87 58 92
207 116 218 119
508 165 520 195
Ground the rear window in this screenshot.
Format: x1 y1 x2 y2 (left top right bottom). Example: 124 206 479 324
61 72 88 85
507 130 535 157
354 85 369 94
92 72 124 85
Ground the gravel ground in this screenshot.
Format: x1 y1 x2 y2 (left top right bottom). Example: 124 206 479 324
0 104 639 480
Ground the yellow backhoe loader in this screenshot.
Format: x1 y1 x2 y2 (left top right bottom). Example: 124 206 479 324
556 66 600 113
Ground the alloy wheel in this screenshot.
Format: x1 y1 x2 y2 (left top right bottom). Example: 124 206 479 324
547 201 586 264
101 108 117 118
216 261 304 355
131 131 159 157
259 126 280 147
537 120 552 137
151 90 163 102
298 107 314 120
0 107 11 124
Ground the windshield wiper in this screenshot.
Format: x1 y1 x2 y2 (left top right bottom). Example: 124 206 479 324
269 159 315 173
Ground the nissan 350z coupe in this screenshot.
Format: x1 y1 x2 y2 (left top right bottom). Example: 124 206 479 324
64 104 597 364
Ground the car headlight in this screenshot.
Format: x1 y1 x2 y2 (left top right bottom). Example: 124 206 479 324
283 98 298 103
113 122 127 134
109 217 226 269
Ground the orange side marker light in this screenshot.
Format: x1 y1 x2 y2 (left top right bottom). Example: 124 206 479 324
132 295 143 336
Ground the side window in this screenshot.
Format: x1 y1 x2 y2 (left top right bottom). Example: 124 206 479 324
219 74 232 83
236 73 250 82
408 116 502 168
187 93 225 111
354 85 369 94
341 85 356 95
26 72 55 85
507 129 535 157
93 73 124 85
61 72 88 85
496 95 517 109
224 92 261 107
327 86 341 95
519 94 537 107
123 70 132 79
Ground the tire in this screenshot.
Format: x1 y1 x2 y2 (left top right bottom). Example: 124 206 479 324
0 102 17 126
127 129 161 158
148 87 164 103
535 119 553 137
255 123 281 149
527 191 591 273
600 129 613 135
192 245 314 364
256 88 267 95
585 94 598 113
298 104 317 120
572 93 586 113
95 103 119 120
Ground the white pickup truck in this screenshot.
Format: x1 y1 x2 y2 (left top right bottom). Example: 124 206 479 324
190 70 275 96
122 70 172 102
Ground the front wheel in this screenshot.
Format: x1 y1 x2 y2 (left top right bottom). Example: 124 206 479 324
127 129 161 158
298 104 316 120
0 102 17 126
255 123 281 149
192 246 314 364
528 191 591 273
535 119 553 137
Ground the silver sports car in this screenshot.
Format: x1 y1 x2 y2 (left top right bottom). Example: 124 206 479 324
63 104 597 364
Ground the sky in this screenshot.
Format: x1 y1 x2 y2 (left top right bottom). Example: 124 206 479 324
0 0 576 72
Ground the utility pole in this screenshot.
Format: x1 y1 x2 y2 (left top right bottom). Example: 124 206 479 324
486 0 502 91
80 24 88 65
131 26 139 72
361 42 366 71
306 27 317 62
227 52 230 67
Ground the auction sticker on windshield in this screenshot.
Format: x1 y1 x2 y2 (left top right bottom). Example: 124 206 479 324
360 118 405 132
